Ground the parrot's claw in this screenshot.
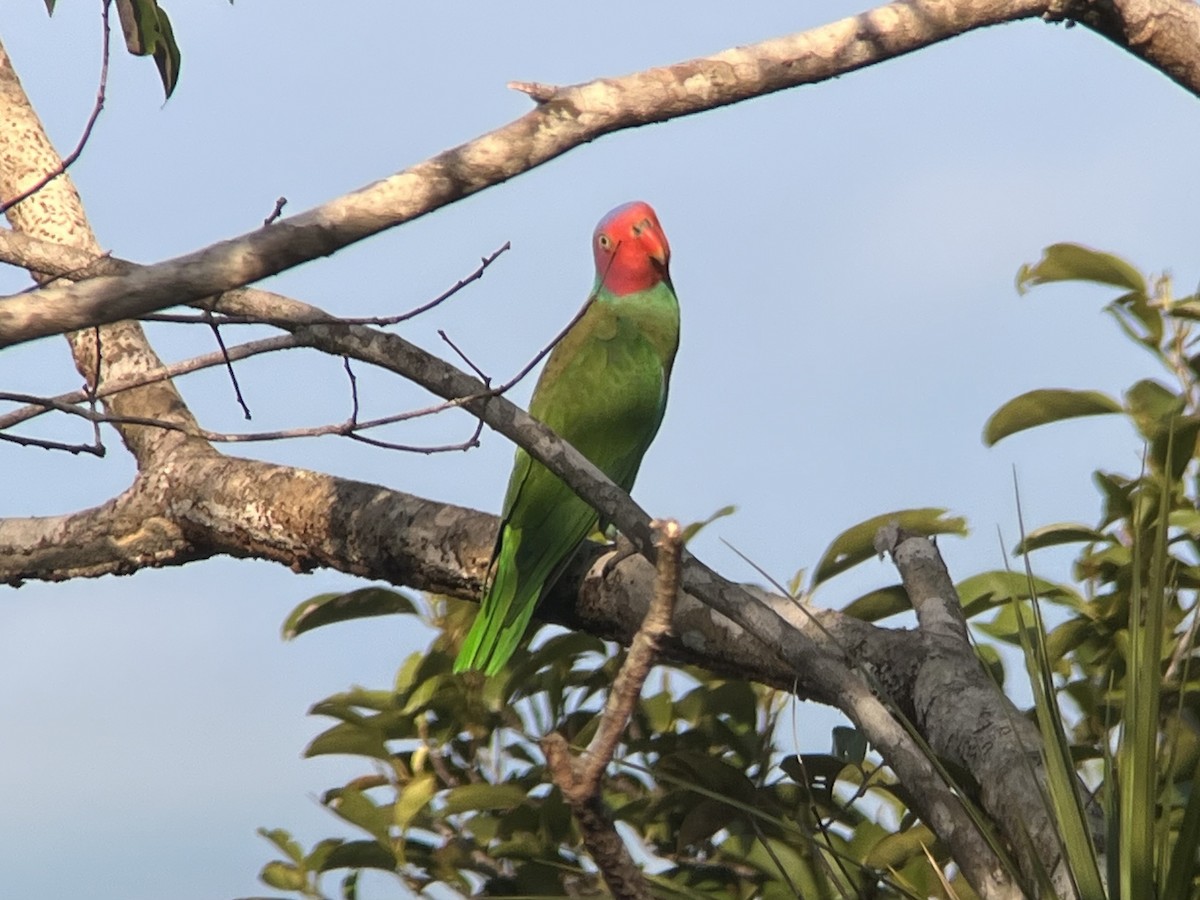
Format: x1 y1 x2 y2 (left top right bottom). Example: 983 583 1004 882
598 534 637 579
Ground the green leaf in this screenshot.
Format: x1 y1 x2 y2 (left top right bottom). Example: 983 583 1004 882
328 787 392 844
864 823 938 869
812 508 966 587
303 837 346 873
1125 379 1184 440
959 568 1062 613
983 388 1122 446
1013 522 1107 554
441 783 528 816
1106 290 1163 347
1163 754 1200 898
259 860 306 891
1016 243 1146 295
283 587 418 639
832 726 867 764
842 584 910 621
1095 470 1134 528
322 840 397 873
393 772 437 833
256 827 305 866
115 0 181 98
680 504 737 544
305 720 390 761
676 797 737 850
310 687 395 719
642 691 674 734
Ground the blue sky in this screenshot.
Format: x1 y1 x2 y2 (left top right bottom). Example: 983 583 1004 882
2 2 1198 898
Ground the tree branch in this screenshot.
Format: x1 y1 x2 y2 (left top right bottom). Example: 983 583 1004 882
877 527 1074 898
9 0 1200 347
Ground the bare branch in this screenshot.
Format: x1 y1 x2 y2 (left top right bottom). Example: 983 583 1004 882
876 528 1074 898
15 0 1200 347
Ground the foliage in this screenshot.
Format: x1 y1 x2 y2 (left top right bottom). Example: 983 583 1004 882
259 595 962 898
988 244 1200 897
258 244 1200 897
44 0 183 98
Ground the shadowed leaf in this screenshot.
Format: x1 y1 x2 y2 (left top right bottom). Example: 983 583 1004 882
442 783 528 816
283 587 418 639
813 508 966 587
115 0 181 97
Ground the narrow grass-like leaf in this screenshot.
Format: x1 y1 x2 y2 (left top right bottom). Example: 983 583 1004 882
1162 752 1200 898
1009 484 1106 899
1119 449 1168 900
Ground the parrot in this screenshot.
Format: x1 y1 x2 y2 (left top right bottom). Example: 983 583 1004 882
453 201 680 675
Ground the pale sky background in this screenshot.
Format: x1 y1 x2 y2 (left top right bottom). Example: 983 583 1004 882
2 2 1198 899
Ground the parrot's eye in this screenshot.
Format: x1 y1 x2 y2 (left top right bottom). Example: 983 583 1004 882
597 234 613 250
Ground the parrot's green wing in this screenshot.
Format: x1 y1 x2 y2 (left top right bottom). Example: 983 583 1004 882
454 281 678 675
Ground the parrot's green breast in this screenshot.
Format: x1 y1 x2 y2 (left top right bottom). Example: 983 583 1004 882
454 278 680 675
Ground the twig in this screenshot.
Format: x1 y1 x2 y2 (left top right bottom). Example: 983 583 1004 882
137 241 511 328
379 241 509 327
0 387 486 453
0 334 301 432
438 329 490 384
0 430 104 456
0 0 112 215
495 290 595 394
202 308 252 419
541 519 682 900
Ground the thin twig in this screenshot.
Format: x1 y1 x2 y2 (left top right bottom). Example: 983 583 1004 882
202 308 252 419
0 334 301 431
438 329 490 384
0 430 104 456
0 0 112 215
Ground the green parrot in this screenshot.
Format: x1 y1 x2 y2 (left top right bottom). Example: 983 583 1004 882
454 201 680 675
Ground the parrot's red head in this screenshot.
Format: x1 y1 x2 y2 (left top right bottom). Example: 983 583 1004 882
592 201 671 296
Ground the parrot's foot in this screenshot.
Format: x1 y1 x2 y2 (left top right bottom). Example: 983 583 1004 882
598 533 638 579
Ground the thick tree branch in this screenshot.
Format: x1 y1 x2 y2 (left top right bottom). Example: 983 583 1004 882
6 0 1200 347
878 528 1073 898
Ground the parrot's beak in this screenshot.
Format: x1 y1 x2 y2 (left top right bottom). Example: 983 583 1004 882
642 231 670 274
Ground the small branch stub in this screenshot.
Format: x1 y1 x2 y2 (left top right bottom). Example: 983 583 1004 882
507 80 558 103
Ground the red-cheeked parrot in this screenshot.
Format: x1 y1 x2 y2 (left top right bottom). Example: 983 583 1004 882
454 201 680 675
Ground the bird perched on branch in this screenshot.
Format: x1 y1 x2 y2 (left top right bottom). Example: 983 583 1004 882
454 201 681 675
